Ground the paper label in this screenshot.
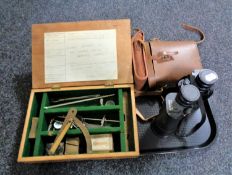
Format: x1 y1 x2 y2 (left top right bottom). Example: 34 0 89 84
44 29 117 83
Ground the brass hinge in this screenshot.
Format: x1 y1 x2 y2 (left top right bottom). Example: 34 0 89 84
104 81 114 87
51 84 61 90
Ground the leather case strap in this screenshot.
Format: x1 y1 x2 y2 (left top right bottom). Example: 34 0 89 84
181 23 205 44
144 42 157 89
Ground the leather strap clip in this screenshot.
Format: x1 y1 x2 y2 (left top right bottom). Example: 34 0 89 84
154 51 178 62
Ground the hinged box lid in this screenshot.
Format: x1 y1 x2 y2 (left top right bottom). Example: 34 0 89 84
32 19 133 89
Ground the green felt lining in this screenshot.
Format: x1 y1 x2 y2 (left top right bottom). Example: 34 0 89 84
22 93 42 157
118 89 126 152
41 127 121 136
44 105 120 113
33 93 48 156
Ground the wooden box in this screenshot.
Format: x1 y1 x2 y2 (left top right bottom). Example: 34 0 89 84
18 19 139 163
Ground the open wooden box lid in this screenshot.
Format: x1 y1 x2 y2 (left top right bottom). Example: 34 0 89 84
32 19 133 89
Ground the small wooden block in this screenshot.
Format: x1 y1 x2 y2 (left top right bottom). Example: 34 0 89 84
91 134 114 152
65 137 80 155
29 117 38 139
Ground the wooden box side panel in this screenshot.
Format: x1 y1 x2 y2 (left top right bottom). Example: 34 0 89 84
18 152 139 163
18 91 35 160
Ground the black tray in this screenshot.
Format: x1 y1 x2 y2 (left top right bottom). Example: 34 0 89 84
136 95 217 154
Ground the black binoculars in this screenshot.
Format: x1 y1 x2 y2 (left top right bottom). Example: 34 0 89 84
151 69 218 137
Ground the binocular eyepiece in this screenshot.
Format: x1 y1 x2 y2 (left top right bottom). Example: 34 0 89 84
195 69 218 99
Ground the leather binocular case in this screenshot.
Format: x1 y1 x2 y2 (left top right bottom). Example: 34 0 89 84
132 24 205 95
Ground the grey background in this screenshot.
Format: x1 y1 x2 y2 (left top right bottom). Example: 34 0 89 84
0 0 231 174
